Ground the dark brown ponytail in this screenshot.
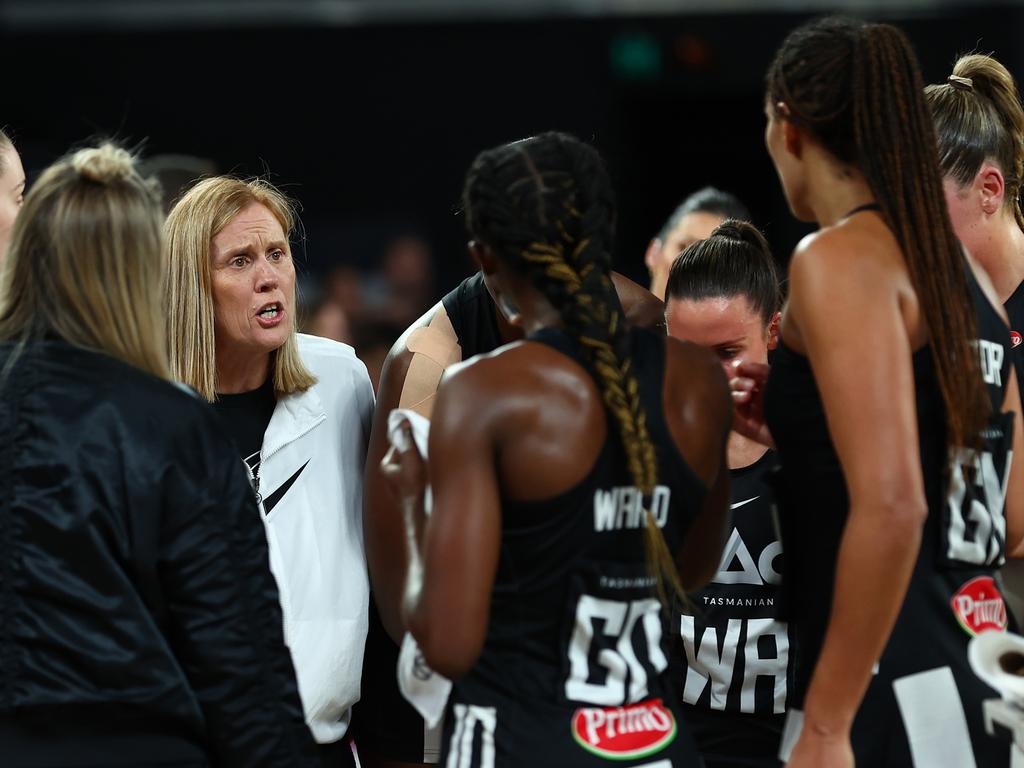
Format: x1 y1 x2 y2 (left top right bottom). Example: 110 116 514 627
767 17 989 452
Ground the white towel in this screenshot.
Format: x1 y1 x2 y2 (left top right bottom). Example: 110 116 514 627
970 630 1024 707
386 408 452 728
386 408 433 514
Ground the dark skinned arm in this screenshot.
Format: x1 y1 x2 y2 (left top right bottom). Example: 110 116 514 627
363 334 418 643
663 338 733 590
385 362 503 679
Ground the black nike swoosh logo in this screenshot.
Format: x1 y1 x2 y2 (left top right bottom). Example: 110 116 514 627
263 460 310 516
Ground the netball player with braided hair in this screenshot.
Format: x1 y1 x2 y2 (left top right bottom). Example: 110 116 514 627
359 157 665 768
729 17 1024 768
381 132 732 767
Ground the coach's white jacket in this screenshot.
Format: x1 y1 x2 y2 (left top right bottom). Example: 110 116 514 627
254 333 373 744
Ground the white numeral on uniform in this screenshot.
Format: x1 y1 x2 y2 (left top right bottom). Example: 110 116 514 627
947 447 1011 565
566 595 667 705
446 704 496 768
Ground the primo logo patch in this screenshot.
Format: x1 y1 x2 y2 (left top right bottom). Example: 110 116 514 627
951 576 1007 637
571 699 676 760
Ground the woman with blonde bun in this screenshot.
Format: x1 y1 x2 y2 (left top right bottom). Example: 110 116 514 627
0 143 318 767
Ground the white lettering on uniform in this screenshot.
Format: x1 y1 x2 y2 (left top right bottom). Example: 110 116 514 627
680 617 740 710
978 339 1005 386
580 702 673 746
583 708 605 744
742 618 789 714
680 616 789 714
617 487 640 529
651 486 670 527
594 489 617 531
954 594 1007 626
593 485 671 531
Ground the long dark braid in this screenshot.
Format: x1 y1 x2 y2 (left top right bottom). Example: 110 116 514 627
767 17 989 454
463 132 684 606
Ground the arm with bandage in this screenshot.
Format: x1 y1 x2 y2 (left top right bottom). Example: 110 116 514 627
364 302 462 641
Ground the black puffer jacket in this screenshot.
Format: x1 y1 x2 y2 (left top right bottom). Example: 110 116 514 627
0 341 317 767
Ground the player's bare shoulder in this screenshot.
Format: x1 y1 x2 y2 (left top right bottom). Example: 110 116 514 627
439 338 600 429
378 301 464 418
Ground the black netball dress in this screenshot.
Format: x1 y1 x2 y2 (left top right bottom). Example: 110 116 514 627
678 450 789 768
442 272 504 359
764 269 1013 767
439 327 707 768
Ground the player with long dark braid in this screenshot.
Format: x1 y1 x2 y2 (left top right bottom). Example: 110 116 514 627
462 134 682 603
731 16 1024 768
381 132 731 767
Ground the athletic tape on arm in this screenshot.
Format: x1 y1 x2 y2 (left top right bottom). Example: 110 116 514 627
399 305 462 418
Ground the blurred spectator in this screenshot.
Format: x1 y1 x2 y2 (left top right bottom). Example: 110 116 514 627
352 320 404 393
325 264 367 320
349 234 437 329
298 275 355 346
138 153 218 214
645 186 750 299
309 299 354 346
302 230 436 385
381 234 435 324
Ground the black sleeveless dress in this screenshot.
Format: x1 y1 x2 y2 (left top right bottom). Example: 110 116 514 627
678 450 789 768
764 269 1013 767
439 327 707 767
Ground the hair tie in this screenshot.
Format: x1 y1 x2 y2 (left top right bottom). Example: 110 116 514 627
948 74 974 92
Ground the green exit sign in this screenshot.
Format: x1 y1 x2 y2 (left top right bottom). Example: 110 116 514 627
610 34 662 80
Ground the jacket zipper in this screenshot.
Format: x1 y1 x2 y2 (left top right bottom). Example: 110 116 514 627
249 414 325 515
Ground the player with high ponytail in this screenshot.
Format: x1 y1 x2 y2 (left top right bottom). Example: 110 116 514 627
926 54 1024 400
731 16 1024 768
381 131 732 767
665 219 789 768
663 219 782 768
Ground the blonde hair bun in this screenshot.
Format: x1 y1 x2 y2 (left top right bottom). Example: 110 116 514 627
71 143 136 184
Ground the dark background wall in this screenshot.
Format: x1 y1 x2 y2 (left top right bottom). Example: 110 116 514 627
3 3 1022 292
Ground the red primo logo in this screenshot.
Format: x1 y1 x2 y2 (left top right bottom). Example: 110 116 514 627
1012 331 1022 348
951 576 1007 637
571 699 676 760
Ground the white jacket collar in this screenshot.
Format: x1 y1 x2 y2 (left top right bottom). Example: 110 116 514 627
262 383 326 458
